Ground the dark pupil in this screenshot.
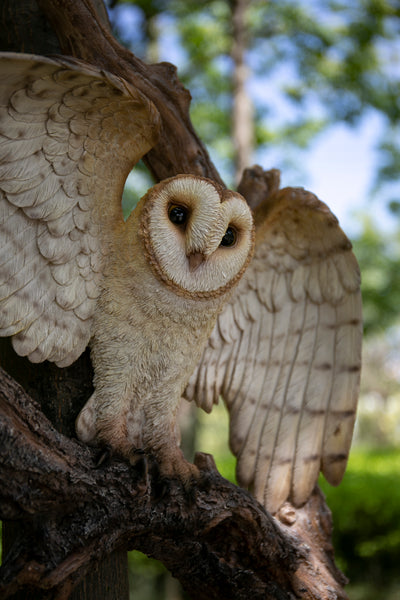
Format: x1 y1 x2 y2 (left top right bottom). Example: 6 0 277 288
220 227 236 247
169 205 188 225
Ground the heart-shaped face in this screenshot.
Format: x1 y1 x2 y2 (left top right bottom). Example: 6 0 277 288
139 174 255 300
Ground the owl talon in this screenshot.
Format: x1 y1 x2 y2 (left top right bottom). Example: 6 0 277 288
94 444 113 468
129 448 146 462
129 448 149 483
151 474 170 501
149 472 197 505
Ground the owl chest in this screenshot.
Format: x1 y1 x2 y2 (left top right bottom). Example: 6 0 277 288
93 277 216 399
129 300 212 389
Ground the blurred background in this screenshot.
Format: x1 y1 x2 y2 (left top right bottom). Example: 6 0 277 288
107 1 400 598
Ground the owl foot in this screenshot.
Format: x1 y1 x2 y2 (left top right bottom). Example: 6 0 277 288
93 443 144 468
156 448 200 483
118 447 151 494
151 469 199 505
143 447 200 503
92 443 150 494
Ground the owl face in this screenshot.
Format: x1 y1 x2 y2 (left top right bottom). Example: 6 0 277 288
139 175 255 299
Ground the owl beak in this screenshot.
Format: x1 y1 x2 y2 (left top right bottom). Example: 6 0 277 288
188 252 205 272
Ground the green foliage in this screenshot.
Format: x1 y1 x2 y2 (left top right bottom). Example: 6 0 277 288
353 220 400 335
128 551 172 600
320 447 400 599
196 400 236 483
377 133 400 187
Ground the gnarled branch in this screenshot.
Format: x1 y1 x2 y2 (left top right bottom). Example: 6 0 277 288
0 367 346 600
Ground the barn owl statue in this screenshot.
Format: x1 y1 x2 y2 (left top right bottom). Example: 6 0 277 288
0 53 362 514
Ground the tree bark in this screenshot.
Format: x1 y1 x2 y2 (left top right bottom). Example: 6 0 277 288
0 1 349 599
0 2 128 599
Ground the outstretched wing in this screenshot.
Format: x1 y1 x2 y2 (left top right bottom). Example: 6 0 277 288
0 52 159 367
185 186 362 513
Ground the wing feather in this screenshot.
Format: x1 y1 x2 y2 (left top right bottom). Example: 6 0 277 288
231 309 273 485
229 317 261 458
185 185 362 513
225 326 250 421
253 299 308 508
0 52 159 366
321 293 362 483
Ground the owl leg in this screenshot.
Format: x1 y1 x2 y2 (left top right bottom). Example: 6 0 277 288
75 392 98 444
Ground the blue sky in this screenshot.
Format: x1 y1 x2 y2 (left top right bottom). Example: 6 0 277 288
291 115 382 235
299 110 400 236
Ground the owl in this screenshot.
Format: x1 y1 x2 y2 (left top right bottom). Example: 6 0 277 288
0 53 362 513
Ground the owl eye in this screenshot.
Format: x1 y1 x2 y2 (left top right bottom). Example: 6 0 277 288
168 204 189 226
220 226 237 247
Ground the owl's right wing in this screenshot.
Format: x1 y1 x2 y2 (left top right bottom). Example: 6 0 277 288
0 52 159 366
185 186 362 514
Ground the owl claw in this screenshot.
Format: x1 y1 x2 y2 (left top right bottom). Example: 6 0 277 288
128 448 149 482
150 470 198 505
129 448 146 461
94 444 113 468
94 445 150 493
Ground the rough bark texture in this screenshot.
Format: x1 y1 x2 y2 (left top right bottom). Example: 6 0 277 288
0 1 349 599
0 367 347 600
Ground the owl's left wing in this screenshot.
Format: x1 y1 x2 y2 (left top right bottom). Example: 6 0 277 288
184 186 362 514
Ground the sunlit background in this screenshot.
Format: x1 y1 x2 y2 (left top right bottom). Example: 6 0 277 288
107 1 400 599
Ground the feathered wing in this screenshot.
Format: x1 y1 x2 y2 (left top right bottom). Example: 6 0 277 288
185 187 362 514
0 52 159 367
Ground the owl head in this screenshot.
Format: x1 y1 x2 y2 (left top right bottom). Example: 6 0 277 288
138 175 255 299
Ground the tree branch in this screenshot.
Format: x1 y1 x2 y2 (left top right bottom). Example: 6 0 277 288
36 0 224 185
0 367 346 600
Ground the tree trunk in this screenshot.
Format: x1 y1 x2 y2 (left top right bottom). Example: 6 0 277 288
0 2 129 598
230 0 254 184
